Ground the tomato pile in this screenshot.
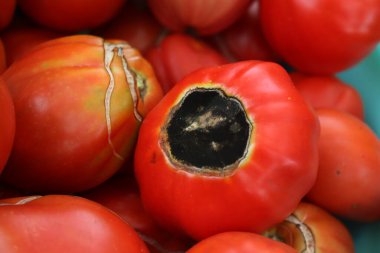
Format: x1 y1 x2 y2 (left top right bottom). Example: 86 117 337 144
0 0 380 252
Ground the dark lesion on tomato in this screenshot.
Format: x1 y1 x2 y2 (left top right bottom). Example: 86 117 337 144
160 87 253 176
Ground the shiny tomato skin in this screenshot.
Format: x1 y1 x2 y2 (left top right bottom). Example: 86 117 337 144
0 195 149 253
0 79 15 172
186 232 297 253
260 0 380 74
1 35 163 193
0 0 16 31
18 0 126 32
134 61 319 240
307 109 380 221
145 33 228 93
147 0 252 35
290 72 364 119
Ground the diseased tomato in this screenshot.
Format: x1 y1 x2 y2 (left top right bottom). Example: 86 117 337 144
290 72 364 119
18 0 127 32
0 79 15 172
307 109 380 221
186 232 297 253
147 0 252 35
1 35 163 193
260 0 380 74
145 33 228 93
264 202 355 253
0 0 16 31
0 195 149 253
134 61 319 240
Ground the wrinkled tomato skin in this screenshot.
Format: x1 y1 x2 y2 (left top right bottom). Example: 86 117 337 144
18 0 126 32
187 232 297 253
147 0 252 35
0 195 149 253
260 0 380 74
0 80 15 172
145 33 228 93
307 109 380 221
0 0 16 31
290 72 364 119
1 35 163 193
134 61 319 240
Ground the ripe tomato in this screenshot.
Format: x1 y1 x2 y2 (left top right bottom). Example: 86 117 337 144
187 232 297 253
145 33 228 93
0 195 149 253
18 0 126 32
147 0 252 35
0 39 6 73
1 35 163 193
134 61 319 240
307 109 380 221
0 79 15 172
290 72 364 119
264 202 355 253
82 175 195 253
260 0 380 74
0 0 16 31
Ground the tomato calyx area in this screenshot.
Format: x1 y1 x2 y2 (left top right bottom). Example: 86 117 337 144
161 87 252 176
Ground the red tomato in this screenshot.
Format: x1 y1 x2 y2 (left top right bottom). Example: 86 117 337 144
0 195 149 253
147 0 252 35
98 3 164 54
145 33 228 93
260 0 380 74
187 232 297 253
307 109 380 221
264 202 355 253
290 72 364 119
1 21 64 66
134 61 319 240
18 0 127 32
0 0 16 31
1 35 163 193
0 79 15 172
82 175 195 253
0 39 6 73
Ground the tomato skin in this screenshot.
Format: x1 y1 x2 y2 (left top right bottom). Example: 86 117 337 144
0 80 15 172
186 232 297 253
147 0 252 35
264 202 355 253
260 0 380 74
290 73 364 119
1 35 163 193
307 109 380 221
145 33 228 93
0 195 149 253
0 39 6 73
134 61 319 240
18 0 126 32
0 0 16 31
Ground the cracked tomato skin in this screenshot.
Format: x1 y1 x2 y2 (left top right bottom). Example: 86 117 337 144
260 0 380 74
1 34 163 193
147 0 252 35
0 195 149 253
134 61 320 240
186 232 297 253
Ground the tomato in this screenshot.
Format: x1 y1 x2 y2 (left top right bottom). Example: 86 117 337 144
145 33 228 93
0 39 6 73
307 109 380 221
0 79 15 172
98 3 164 55
290 72 364 119
147 0 252 35
1 35 163 193
134 61 319 240
264 202 355 253
260 0 380 74
0 0 16 31
82 175 195 253
18 0 126 32
0 195 149 253
187 232 297 253
1 21 64 67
